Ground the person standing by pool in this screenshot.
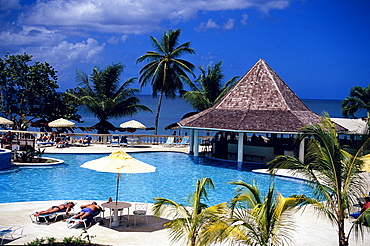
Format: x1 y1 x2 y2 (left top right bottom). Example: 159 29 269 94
34 202 75 217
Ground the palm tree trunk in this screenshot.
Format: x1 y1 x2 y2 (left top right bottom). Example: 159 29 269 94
338 221 348 246
154 91 163 136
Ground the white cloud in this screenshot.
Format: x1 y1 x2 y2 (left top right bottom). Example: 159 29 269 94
206 19 219 29
16 0 293 34
223 19 235 30
0 0 293 73
0 25 64 46
258 0 290 14
241 14 249 25
107 35 128 45
19 38 105 69
196 18 220 31
0 0 21 10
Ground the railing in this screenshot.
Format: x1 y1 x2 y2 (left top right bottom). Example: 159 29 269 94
0 130 210 146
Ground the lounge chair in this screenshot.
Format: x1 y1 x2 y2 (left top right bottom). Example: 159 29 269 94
30 210 68 224
109 136 120 147
75 135 92 146
55 140 68 148
175 136 189 147
66 210 101 229
0 225 23 245
36 141 55 147
163 137 174 147
120 136 128 147
30 202 76 224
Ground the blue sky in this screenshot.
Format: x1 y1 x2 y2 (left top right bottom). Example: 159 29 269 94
0 0 369 100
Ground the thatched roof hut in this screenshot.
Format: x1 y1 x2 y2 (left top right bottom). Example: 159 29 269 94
179 58 343 133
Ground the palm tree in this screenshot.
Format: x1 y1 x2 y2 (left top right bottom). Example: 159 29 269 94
137 28 195 135
342 84 370 118
182 61 239 112
152 177 228 246
67 63 151 133
205 181 308 246
268 116 370 246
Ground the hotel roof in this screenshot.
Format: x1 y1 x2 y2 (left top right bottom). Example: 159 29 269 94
179 58 344 133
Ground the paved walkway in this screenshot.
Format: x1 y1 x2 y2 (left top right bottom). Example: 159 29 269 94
2 144 370 245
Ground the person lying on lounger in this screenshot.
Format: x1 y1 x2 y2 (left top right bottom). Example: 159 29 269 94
74 202 102 220
34 202 75 217
350 196 370 219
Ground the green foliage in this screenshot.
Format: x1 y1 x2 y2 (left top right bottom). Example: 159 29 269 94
66 63 151 134
34 148 45 158
205 181 309 246
268 116 370 246
342 84 370 118
0 53 81 130
152 177 227 246
26 237 46 245
137 28 195 134
182 61 239 112
19 149 35 163
25 233 99 245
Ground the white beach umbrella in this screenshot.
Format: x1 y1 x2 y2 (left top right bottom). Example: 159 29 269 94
48 118 75 127
119 120 146 129
0 117 13 125
80 150 156 204
120 120 146 133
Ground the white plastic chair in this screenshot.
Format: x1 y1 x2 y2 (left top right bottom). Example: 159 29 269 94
109 136 120 147
0 225 23 245
175 136 189 147
133 203 148 226
163 137 174 147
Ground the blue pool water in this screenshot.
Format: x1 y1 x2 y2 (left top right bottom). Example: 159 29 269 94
0 152 312 204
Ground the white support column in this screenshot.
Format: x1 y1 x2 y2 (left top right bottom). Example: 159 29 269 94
189 129 194 155
193 129 199 157
299 137 305 162
237 132 244 163
237 132 244 170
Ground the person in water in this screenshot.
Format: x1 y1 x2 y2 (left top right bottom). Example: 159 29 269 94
34 202 75 217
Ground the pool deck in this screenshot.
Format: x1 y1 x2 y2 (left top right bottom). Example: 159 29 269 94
2 144 370 245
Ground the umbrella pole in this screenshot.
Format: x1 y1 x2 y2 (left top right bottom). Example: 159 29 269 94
116 173 120 205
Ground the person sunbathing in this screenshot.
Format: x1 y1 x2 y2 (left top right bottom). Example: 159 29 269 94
34 202 75 217
74 202 102 220
350 196 370 219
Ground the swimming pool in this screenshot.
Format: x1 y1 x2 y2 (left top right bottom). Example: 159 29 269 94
0 152 313 204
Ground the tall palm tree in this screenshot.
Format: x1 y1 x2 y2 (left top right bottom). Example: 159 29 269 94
152 177 227 246
268 116 370 246
205 181 308 246
182 61 239 112
342 84 370 118
137 28 195 135
67 63 151 133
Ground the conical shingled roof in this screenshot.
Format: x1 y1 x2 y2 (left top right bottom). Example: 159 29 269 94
178 59 326 133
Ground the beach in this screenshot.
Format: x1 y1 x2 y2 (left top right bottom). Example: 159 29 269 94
1 144 370 246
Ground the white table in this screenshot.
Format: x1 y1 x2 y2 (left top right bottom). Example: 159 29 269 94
101 202 132 227
127 138 138 147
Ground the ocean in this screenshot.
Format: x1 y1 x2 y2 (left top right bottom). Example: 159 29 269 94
74 95 345 136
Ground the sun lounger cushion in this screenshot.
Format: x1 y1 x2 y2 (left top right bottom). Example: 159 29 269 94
30 210 66 223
